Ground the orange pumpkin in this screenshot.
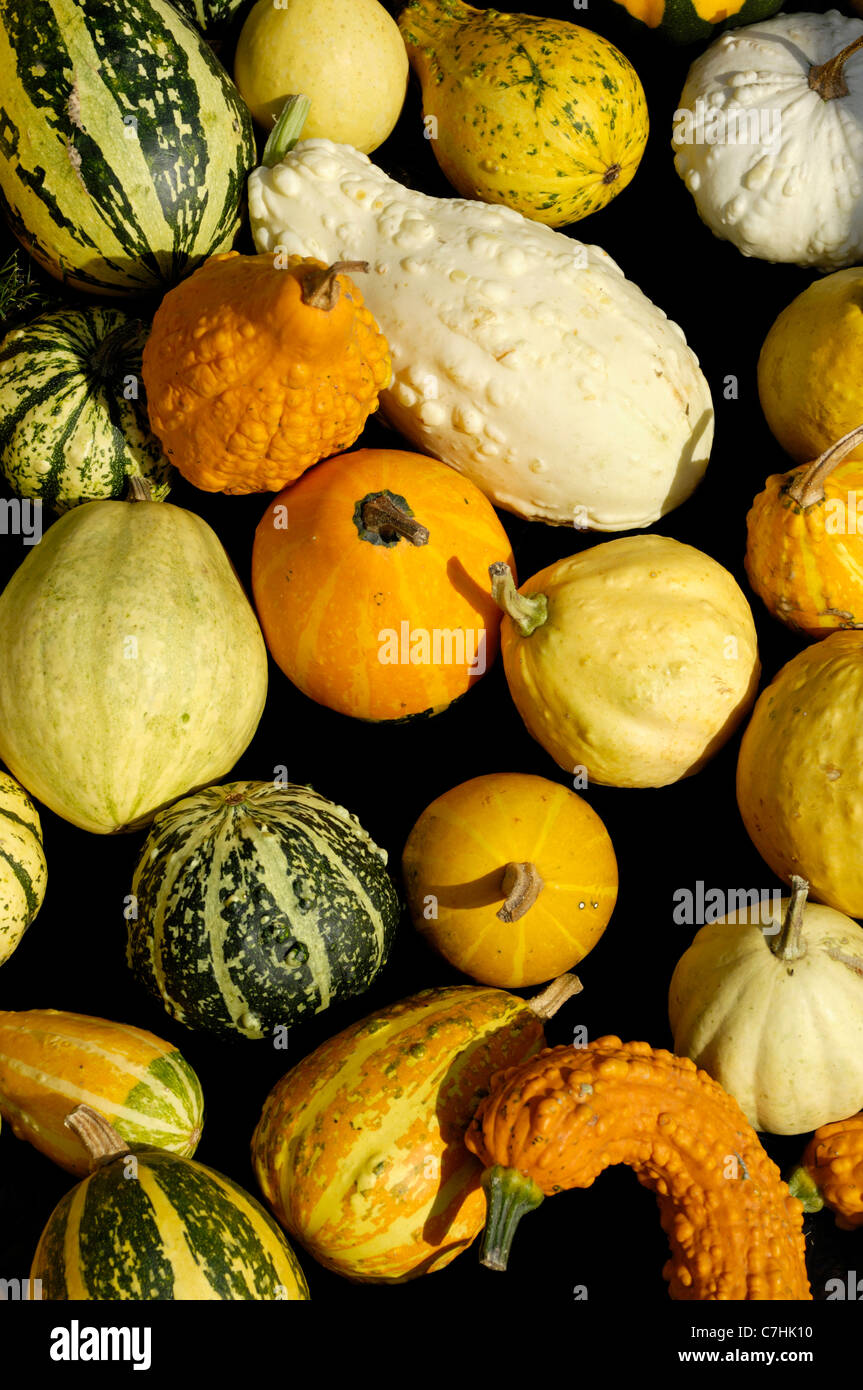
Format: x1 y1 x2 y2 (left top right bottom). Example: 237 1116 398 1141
251 448 514 721
402 772 618 987
745 424 863 638
141 251 391 494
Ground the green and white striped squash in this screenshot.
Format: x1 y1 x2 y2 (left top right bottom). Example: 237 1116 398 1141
0 0 255 296
32 1107 309 1300
127 781 400 1040
0 771 47 966
0 307 172 511
0 1008 203 1175
0 495 268 834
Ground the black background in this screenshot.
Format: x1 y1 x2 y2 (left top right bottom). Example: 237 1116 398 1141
0 0 858 1343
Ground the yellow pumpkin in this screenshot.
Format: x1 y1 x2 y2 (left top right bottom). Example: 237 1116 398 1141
758 268 863 465
737 631 863 916
745 425 863 637
490 536 760 788
399 0 648 227
402 772 617 988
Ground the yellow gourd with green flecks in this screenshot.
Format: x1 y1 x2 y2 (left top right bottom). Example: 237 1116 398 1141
399 0 648 228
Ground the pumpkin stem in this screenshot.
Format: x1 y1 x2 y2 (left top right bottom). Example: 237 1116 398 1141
478 1165 545 1271
489 562 547 636
809 34 863 101
527 972 583 1018
359 491 430 546
127 474 153 503
770 876 809 962
297 261 370 311
787 1164 824 1214
785 424 863 507
261 93 311 167
64 1104 131 1168
497 861 544 923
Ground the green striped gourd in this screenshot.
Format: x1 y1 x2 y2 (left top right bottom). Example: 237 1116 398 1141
0 1009 203 1175
0 493 268 833
0 772 47 966
0 307 172 510
127 781 400 1040
173 0 245 33
0 0 255 296
32 1105 309 1299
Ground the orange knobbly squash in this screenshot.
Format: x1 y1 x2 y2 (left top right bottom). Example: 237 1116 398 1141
465 1037 812 1301
790 1113 863 1229
141 251 391 494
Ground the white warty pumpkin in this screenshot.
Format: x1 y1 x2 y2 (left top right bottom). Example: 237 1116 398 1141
248 140 714 531
674 10 863 270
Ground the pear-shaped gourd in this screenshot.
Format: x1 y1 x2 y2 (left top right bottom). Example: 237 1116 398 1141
0 484 267 833
670 878 863 1134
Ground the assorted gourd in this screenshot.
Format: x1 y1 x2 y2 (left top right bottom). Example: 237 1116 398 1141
1 0 862 1314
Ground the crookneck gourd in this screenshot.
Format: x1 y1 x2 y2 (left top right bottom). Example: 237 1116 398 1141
789 1113 863 1230
465 1037 811 1300
142 251 391 494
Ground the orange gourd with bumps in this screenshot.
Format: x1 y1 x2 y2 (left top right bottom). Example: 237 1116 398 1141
142 251 391 494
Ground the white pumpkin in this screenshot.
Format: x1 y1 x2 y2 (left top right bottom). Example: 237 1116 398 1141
673 11 863 270
248 140 714 531
669 878 863 1135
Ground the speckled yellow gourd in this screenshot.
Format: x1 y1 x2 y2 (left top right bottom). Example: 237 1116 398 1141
399 0 648 227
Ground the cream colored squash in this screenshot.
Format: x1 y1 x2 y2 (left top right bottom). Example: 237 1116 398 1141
490 534 760 788
248 140 714 531
670 878 863 1135
674 11 863 270
0 493 268 834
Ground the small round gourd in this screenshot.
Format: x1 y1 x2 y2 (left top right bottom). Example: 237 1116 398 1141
32 1106 308 1300
745 425 863 637
127 781 400 1040
670 878 863 1135
736 631 863 917
0 772 46 967
252 448 514 722
402 772 617 987
490 535 760 788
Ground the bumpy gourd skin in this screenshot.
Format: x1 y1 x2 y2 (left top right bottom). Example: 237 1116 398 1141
797 1115 863 1229
142 251 391 494
745 465 863 637
466 1037 811 1301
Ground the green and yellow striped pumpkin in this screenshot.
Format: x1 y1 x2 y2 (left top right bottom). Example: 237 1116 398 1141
0 307 172 510
0 1009 203 1175
606 0 783 44
32 1106 309 1300
0 0 255 296
127 781 400 1040
0 771 46 967
173 0 246 34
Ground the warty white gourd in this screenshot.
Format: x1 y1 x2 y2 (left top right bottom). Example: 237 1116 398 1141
674 11 863 270
248 140 714 531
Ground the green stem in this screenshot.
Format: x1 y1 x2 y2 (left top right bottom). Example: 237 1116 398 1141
261 94 311 168
478 1165 545 1271
769 876 808 962
787 1164 823 1214
488 562 548 637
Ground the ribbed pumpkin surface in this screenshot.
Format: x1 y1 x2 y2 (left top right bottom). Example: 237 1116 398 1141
127 781 399 1039
0 308 172 510
0 0 254 295
32 1150 309 1299
0 1009 204 1175
251 985 547 1281
0 499 268 833
0 773 47 967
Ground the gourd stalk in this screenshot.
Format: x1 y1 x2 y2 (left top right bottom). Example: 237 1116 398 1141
489 562 548 636
785 424 863 507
